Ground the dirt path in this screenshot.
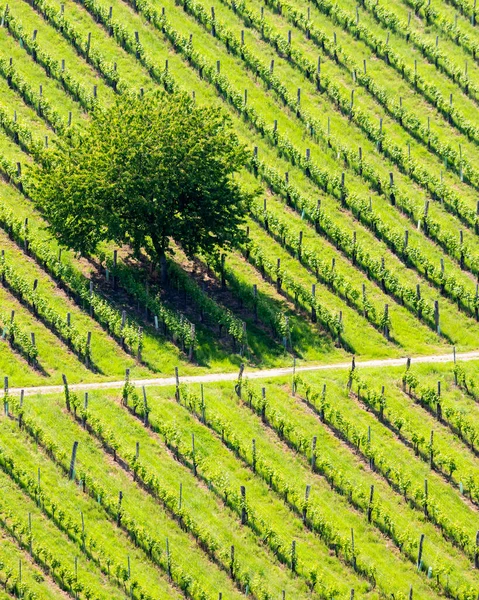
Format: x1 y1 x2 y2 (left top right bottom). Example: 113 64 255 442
8 349 479 397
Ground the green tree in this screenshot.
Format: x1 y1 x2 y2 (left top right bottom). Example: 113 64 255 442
30 91 254 282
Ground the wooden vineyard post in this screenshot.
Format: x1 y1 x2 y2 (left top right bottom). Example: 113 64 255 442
351 528 356 569
37 468 41 508
276 259 282 292
191 433 197 476
142 386 149 426
122 369 130 406
82 392 88 428
347 356 355 390
383 304 389 340
290 540 297 573
475 531 479 569
62 374 70 411
220 253 226 289
69 441 78 480
320 384 326 421
417 533 425 570
429 430 434 469
292 357 296 396
211 7 216 37
200 384 206 424
416 284 422 320
367 485 374 523
436 382 442 422
303 485 310 522
240 486 247 525
311 284 317 323
230 545 235 577
86 331 91 368
117 491 123 526
434 301 440 335
30 333 36 364
81 510 85 551
166 538 172 579
253 284 258 323
175 367 180 403
424 479 428 517
138 326 143 362
311 436 317 471
235 363 245 398
28 512 32 555
121 311 126 348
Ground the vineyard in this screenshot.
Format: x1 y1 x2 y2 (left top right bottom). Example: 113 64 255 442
1 0 479 595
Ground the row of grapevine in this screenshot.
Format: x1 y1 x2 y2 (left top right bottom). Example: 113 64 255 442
106 259 196 355
176 380 463 597
0 506 89 599
206 254 291 341
250 199 387 333
306 0 479 171
292 375 475 568
402 0 479 59
361 0 479 104
66 0 479 337
454 364 479 402
112 0 479 321
2 4 101 116
65 387 292 600
121 382 374 594
0 437 171 600
0 253 91 363
255 160 436 327
402 368 479 458
6 396 213 600
350 371 477 499
444 0 478 22
0 308 38 364
217 0 479 208
0 534 43 600
178 0 479 258
0 202 143 353
244 237 343 339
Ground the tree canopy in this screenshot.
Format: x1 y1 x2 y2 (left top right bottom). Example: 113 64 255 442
31 91 254 276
